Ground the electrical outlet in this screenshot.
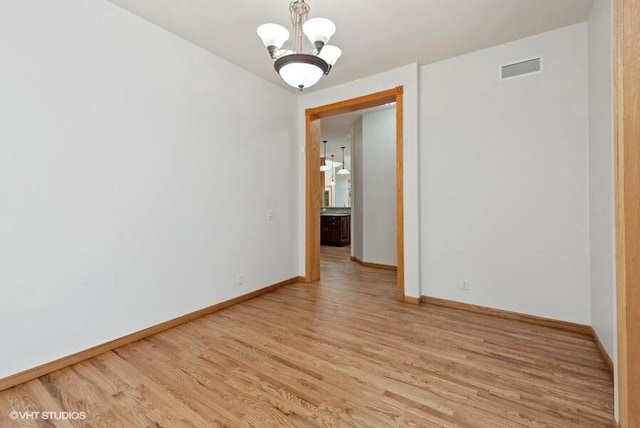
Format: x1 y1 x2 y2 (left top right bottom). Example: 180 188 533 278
460 279 470 291
267 210 275 220
237 274 244 286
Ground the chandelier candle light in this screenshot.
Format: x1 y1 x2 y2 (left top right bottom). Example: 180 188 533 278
257 0 341 90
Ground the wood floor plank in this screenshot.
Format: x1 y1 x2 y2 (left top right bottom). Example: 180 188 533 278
0 246 613 427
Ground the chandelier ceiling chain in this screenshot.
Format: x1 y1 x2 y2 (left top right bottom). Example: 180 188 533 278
257 0 341 91
289 1 309 54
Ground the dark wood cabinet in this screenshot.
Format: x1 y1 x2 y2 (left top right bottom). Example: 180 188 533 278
321 215 350 247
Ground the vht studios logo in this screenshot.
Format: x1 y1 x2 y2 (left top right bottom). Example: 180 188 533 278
9 411 87 421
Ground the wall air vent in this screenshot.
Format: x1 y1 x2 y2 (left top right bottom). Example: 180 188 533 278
500 57 542 80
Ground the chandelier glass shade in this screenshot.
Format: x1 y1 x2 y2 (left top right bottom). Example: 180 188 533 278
275 54 327 89
257 1 341 90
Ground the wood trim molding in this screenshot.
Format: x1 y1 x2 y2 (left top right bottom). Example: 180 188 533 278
305 87 400 120
403 296 421 305
421 296 592 336
350 256 397 271
395 88 405 302
0 277 301 392
305 86 405 299
304 117 322 283
614 0 640 426
591 327 614 379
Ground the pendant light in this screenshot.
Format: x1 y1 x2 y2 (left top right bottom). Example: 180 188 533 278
320 140 330 172
330 154 336 186
337 146 350 175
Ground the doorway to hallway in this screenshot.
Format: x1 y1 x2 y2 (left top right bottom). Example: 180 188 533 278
304 87 405 301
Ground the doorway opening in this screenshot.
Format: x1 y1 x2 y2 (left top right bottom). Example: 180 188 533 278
304 87 405 300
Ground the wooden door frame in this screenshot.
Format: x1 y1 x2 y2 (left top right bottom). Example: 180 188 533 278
614 0 639 426
304 87 405 300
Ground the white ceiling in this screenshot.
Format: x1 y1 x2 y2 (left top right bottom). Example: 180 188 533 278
107 0 594 92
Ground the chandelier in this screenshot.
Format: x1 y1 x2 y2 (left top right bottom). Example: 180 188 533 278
257 0 341 91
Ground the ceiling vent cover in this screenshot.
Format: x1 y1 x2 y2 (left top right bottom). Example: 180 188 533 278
501 57 542 80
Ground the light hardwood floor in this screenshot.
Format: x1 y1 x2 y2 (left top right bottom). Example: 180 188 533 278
0 246 613 427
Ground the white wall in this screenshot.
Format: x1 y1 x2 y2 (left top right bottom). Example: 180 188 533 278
420 23 591 324
334 174 350 207
363 108 397 266
0 0 297 379
588 0 617 418
298 64 421 298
